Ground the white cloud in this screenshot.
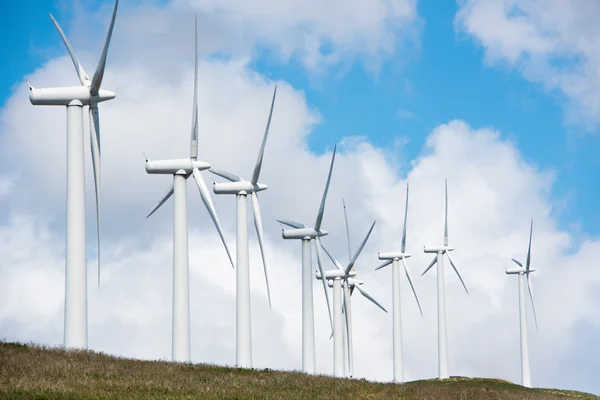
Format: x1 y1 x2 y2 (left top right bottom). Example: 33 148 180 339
1 0 600 396
455 0 600 127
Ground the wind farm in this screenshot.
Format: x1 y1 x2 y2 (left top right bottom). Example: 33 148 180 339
3 0 600 398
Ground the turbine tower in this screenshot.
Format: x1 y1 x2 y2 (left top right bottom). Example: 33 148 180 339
276 147 337 374
375 182 423 383
422 179 469 379
210 87 277 368
28 0 119 349
337 200 388 378
144 16 234 362
318 221 387 378
505 218 538 388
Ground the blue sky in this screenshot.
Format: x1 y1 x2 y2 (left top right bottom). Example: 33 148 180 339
2 0 599 238
254 1 600 240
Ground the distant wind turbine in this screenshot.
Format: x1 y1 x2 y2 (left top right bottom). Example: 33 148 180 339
277 146 337 374
422 179 469 379
28 0 119 349
318 221 387 378
505 219 538 388
375 182 423 383
144 16 234 362
210 86 277 368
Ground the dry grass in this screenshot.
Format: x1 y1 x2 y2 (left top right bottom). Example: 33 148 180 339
0 341 597 400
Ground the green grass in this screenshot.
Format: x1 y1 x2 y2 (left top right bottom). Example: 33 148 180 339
0 341 597 399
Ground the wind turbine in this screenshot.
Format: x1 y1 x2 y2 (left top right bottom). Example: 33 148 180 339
28 0 119 349
422 179 468 379
375 182 423 383
276 146 337 374
505 218 537 388
318 220 387 378
210 86 277 368
144 16 234 363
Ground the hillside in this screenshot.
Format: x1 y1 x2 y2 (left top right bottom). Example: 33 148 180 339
0 341 596 400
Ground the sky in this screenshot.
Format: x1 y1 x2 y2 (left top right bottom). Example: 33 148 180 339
1 0 600 395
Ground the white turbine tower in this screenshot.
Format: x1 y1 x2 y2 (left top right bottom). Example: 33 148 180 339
210 87 277 368
28 0 119 349
144 16 234 363
318 221 387 378
337 200 388 378
422 179 469 379
276 146 337 374
506 218 538 388
375 182 423 383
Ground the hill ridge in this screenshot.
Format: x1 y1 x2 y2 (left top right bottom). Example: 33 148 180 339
1 341 597 399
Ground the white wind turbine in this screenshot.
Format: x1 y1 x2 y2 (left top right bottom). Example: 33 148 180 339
28 0 119 349
144 16 234 363
422 179 469 379
276 146 337 374
375 182 423 383
318 221 387 378
210 86 277 368
337 199 388 378
505 218 538 388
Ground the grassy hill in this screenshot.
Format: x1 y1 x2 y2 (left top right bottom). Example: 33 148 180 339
0 341 597 400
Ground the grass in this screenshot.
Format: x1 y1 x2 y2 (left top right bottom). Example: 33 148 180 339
0 341 597 399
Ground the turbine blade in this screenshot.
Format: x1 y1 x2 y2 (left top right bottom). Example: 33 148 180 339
209 169 241 182
444 179 448 247
355 284 387 313
251 85 277 184
49 14 90 86
527 274 538 332
345 220 376 275
190 14 199 160
511 258 523 268
276 219 306 229
89 107 101 287
314 145 337 231
315 236 334 333
401 182 409 253
446 252 469 294
251 192 271 308
90 0 119 95
401 257 423 316
374 259 393 271
526 218 533 271
422 256 437 276
343 199 352 262
321 245 345 271
146 183 174 218
192 168 235 269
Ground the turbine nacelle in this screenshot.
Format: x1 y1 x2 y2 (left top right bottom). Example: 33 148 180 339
213 181 267 195
505 267 536 274
281 227 328 240
378 251 411 260
145 159 210 175
29 86 115 106
327 279 362 288
423 245 454 254
316 269 357 280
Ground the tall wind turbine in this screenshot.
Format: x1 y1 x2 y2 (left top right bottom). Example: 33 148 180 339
28 0 119 349
210 86 277 368
375 182 423 383
276 147 337 374
505 219 538 388
422 179 469 379
144 16 234 363
318 221 387 378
